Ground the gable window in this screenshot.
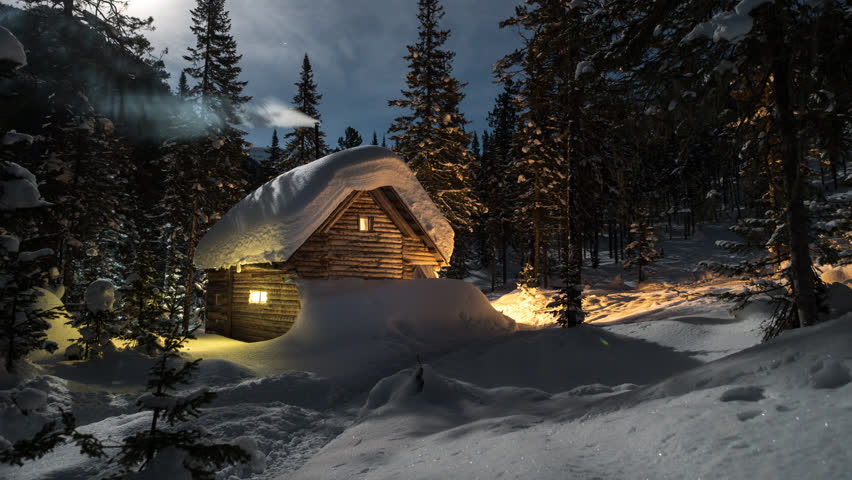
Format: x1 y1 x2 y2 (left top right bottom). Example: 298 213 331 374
359 216 374 232
249 291 267 304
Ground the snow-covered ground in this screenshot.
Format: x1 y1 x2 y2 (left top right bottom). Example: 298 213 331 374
2 225 851 479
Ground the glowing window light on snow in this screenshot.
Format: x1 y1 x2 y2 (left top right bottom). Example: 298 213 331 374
359 216 373 232
249 291 267 304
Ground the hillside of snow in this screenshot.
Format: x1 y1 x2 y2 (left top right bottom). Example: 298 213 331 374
2 226 851 479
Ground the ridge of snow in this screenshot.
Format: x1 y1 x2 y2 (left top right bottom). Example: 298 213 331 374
0 26 26 67
195 146 454 270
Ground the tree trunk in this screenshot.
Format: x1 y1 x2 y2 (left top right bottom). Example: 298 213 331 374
769 14 818 328
183 193 200 333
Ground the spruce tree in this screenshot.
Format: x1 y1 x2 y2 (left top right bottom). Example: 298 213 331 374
0 161 62 373
184 0 250 124
500 0 609 323
623 210 660 282
176 0 250 332
282 54 327 169
178 70 190 98
260 128 281 178
337 126 363 150
371 130 378 146
388 0 478 278
116 324 247 477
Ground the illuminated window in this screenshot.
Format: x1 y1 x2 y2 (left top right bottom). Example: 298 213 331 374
249 291 267 304
359 216 374 232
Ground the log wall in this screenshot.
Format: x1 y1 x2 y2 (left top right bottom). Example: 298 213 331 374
205 265 300 342
289 192 408 279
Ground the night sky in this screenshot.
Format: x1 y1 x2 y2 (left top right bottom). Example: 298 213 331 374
129 0 523 149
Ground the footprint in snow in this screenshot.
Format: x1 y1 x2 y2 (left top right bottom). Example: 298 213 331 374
736 410 763 422
810 360 852 390
719 385 764 402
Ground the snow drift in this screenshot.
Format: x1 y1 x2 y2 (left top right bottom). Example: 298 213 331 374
194 146 454 270
186 278 515 380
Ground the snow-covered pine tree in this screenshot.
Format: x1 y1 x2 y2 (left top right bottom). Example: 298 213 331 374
116 324 247 477
119 245 172 355
177 0 251 333
68 278 123 360
282 54 327 170
0 159 62 373
388 0 479 278
337 126 363 150
623 209 659 282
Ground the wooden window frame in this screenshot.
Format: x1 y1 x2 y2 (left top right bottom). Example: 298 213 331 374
358 215 374 232
249 290 268 304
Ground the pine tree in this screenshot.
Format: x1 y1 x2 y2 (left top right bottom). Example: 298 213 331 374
260 128 281 178
470 131 481 162
381 134 386 147
371 130 378 146
282 54 327 169
500 0 609 322
21 0 156 60
623 210 659 282
388 0 478 278
184 0 250 124
178 70 190 98
68 279 124 360
116 324 248 477
337 126 363 150
0 160 63 373
482 79 520 287
176 0 251 333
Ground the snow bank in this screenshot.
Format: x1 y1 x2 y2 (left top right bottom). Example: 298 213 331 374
185 279 515 380
26 287 78 362
0 26 26 67
0 161 51 210
293 315 852 480
195 146 454 270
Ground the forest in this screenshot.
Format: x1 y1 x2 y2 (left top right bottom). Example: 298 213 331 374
1 0 851 478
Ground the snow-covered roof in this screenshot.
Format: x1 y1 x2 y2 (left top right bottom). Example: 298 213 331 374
0 26 27 67
195 146 454 270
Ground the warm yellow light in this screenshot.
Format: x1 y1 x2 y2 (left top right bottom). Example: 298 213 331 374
249 291 267 304
359 216 373 231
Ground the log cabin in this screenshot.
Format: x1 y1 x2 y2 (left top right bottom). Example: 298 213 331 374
194 146 454 342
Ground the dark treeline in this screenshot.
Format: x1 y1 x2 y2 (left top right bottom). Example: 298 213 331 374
460 0 851 333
